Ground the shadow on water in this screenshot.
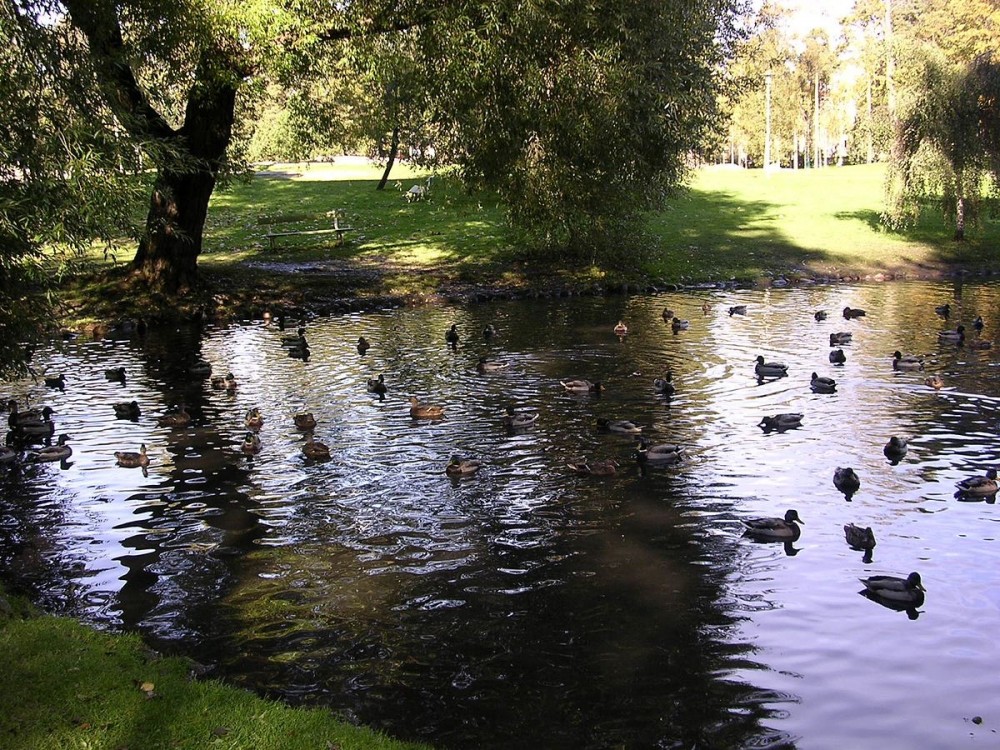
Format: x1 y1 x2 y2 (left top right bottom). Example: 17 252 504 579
6 281 1000 747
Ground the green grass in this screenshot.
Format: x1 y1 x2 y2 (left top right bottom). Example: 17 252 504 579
0 603 430 750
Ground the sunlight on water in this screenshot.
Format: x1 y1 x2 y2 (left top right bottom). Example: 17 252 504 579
3 279 1000 748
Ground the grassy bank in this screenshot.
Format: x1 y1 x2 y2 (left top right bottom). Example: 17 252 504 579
59 160 1000 325
0 591 430 750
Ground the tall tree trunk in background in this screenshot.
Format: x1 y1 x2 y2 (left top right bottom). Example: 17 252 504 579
885 0 896 124
954 193 966 241
376 127 401 190
866 77 874 164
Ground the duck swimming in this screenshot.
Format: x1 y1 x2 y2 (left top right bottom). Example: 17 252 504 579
113 401 141 420
834 467 861 498
830 332 852 345
567 459 619 476
892 351 924 371
241 432 262 456
671 317 689 334
938 324 965 344
728 305 747 316
860 572 924 605
44 373 66 390
560 379 603 393
596 418 642 434
367 374 388 398
445 324 459 349
483 324 496 340
634 438 683 468
924 374 945 389
653 372 675 397
754 355 788 378
302 437 331 461
502 406 538 430
742 509 803 541
814 310 828 322
409 396 445 419
446 457 481 476
28 434 72 463
758 413 803 432
245 407 264 431
115 443 150 469
844 523 876 550
104 366 126 383
156 404 191 428
955 468 998 497
829 348 847 364
477 357 509 373
843 306 866 319
294 412 317 431
357 336 371 355
188 361 212 378
613 320 628 336
883 436 908 463
810 372 837 393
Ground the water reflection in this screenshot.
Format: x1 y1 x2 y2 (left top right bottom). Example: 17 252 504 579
3 280 1000 747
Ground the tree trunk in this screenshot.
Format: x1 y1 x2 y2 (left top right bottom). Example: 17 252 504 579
955 194 966 241
376 127 401 190
130 60 239 294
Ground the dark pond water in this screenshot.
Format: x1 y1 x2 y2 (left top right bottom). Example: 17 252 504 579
3 279 1000 748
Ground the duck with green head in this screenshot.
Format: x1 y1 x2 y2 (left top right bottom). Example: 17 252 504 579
742 509 803 541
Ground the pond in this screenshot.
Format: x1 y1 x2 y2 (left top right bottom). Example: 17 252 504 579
3 279 1000 748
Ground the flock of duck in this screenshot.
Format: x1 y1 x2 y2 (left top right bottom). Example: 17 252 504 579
2 299 993 615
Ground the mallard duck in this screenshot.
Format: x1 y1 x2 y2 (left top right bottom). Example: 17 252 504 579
742 509 803 541
843 306 866 319
445 457 481 476
701 302 711 315
834 467 861 497
653 372 675 396
671 317 689 334
501 405 538 430
281 327 307 346
28 434 72 463
445 324 459 349
661 308 675 322
830 332 852 345
188 361 212 378
245 407 264 431
635 438 683 467
829 348 847 364
293 412 317 431
955 468 998 497
113 400 141 420
8 403 54 430
409 396 445 419
560 379 603 393
287 340 310 360
844 523 877 550
367 374 387 396
810 372 837 393
567 459 619 476
728 305 747 316
156 404 191 428
758 413 803 432
476 357 509 373
934 303 951 318
0 445 18 465
115 443 150 469
356 336 370 355
613 320 628 336
814 310 828 322
924 374 945 389
302 437 331 461
973 315 984 332
938 324 965 343
483 324 496 340
883 436 908 462
754 355 788 378
44 373 66 390
968 338 992 350
211 372 238 390
892 351 924 371
104 366 127 383
240 431 261 456
596 418 642 434
860 572 924 605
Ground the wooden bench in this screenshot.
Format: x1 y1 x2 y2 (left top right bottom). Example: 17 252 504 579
264 211 356 249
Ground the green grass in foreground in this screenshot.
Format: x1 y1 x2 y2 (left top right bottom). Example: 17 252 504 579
0 606 430 750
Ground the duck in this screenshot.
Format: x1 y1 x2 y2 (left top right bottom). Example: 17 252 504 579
560 379 603 393
810 372 837 393
883 436 908 462
356 336 370 355
188 361 212 378
892 351 924 371
955 468 999 497
830 332 852 345
287 340 310 360
501 406 538 430
240 432 262 456
934 303 951 318
44 373 66 390
28 434 72 463
113 400 141 420
281 327 307 347
844 523 877 550
409 396 445 419
366 374 388 397
104 366 127 383
754 355 788 378
833 467 861 497
924 374 945 389
635 438 683 467
701 302 711 314
814 310 828 322
661 308 675 322
245 407 264 431
0 445 19 465
211 372 238 390
483 324 496 340
653 372 675 397
728 305 747 316
596 418 642 434
445 457 481 476
741 509 803 541
157 404 191 428
938 324 965 344
843 306 866 319
973 315 984 332
293 412 317 431
860 572 925 605
302 437 331 461
567 459 619 476
445 324 459 349
758 413 803 432
115 443 150 469
8 403 55 430
613 320 628 336
671 317 689 334
968 338 992 350
829 348 847 364
476 357 509 373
